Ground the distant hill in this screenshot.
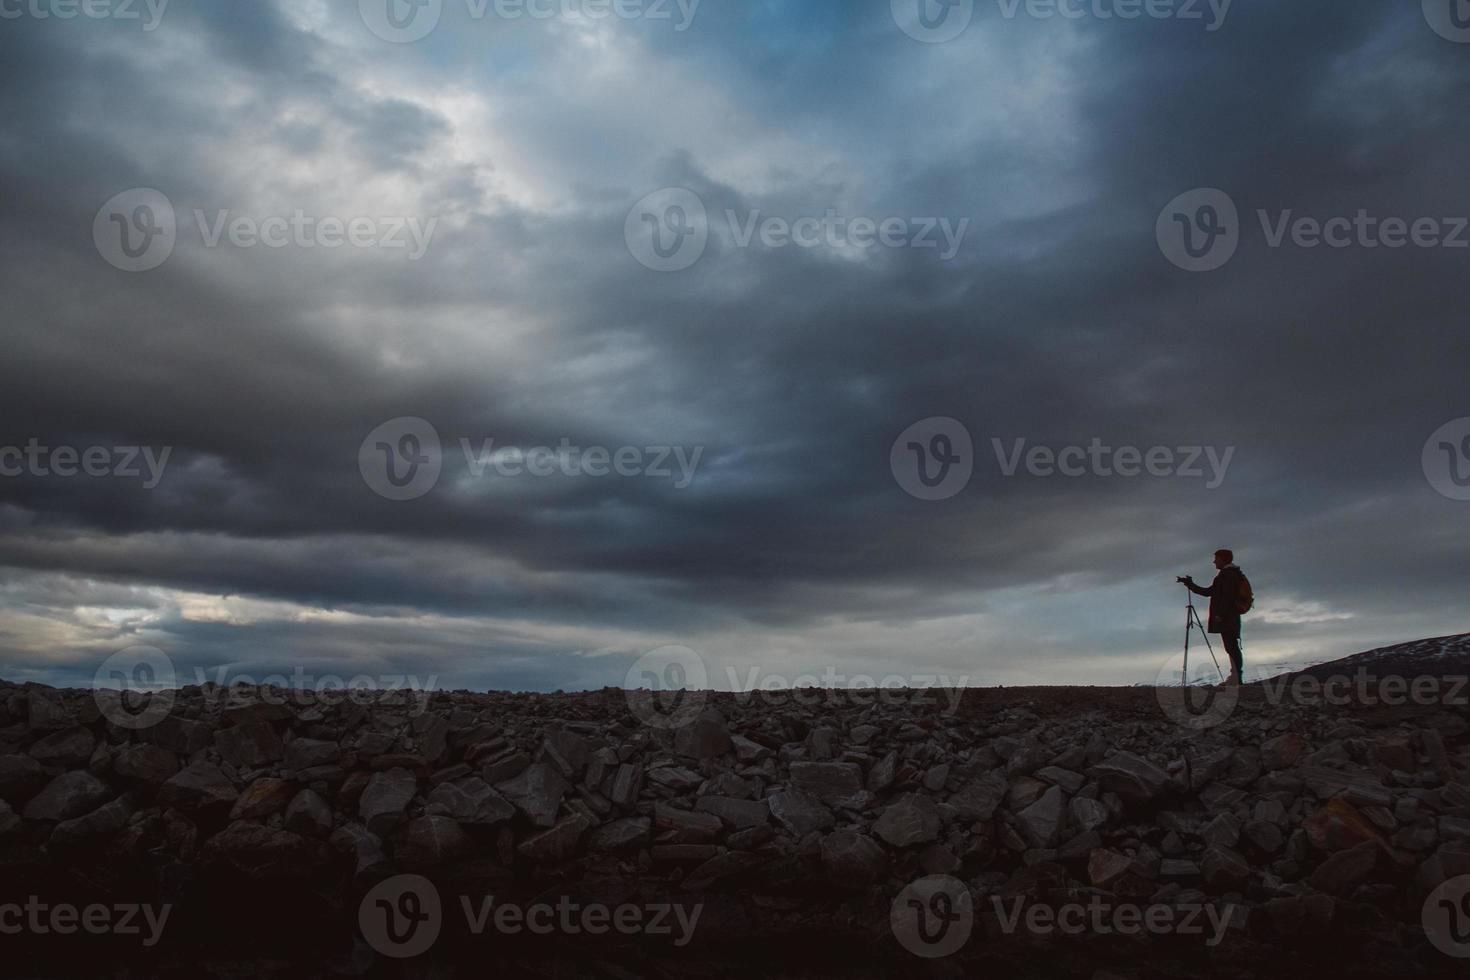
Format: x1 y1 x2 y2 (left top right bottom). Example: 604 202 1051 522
1254 631 1470 683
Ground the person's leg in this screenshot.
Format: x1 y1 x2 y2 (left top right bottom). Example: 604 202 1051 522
1222 631 1243 684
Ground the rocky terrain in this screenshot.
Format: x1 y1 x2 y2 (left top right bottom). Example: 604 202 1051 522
3 636 1470 978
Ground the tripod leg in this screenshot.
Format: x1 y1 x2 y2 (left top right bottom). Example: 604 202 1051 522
1190 604 1225 681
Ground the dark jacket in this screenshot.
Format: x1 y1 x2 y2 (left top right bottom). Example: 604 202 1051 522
1187 565 1244 635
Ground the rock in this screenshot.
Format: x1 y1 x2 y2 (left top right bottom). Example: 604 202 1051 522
359 768 418 835
1070 797 1110 833
1035 766 1085 794
1016 786 1067 848
204 822 328 878
1243 819 1285 853
1200 844 1250 887
25 690 74 732
609 763 642 808
394 815 472 868
51 795 136 847
674 709 732 760
1307 840 1378 896
768 789 835 836
730 734 770 763
330 822 387 875
1261 732 1309 770
28 727 96 767
112 744 178 785
655 802 724 842
284 789 334 837
696 795 770 830
867 751 898 794
1088 848 1135 887
427 778 515 825
590 816 650 853
950 772 1007 821
0 799 20 837
1088 752 1169 806
820 830 889 885
1201 812 1241 848
480 751 530 784
24 771 112 822
517 812 591 864
159 762 238 812
873 793 942 847
646 765 703 792
495 763 570 828
0 754 45 800
214 723 283 768
146 715 214 756
682 850 765 891
231 777 297 820
788 762 863 804
1303 798 1386 853
285 738 341 771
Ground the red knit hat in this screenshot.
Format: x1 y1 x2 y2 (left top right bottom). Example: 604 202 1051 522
1214 549 1234 563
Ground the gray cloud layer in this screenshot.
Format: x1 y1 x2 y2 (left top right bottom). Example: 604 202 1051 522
1 0 1467 692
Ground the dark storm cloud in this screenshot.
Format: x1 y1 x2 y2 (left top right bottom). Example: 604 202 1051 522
0 0 1466 689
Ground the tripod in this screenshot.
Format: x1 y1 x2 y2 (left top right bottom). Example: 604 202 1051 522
1181 583 1226 685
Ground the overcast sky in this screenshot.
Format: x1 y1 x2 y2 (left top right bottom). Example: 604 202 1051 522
1 0 1467 695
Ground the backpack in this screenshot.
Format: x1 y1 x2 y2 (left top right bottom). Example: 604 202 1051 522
1235 569 1254 614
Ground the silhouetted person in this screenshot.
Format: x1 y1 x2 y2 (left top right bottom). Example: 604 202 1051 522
1182 549 1250 686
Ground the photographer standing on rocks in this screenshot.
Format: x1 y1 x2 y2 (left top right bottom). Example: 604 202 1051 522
1180 549 1253 687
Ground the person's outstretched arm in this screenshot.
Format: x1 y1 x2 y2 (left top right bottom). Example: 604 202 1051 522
1183 575 1212 597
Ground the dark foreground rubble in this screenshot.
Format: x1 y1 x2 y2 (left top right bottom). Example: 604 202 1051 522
2 675 1469 979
